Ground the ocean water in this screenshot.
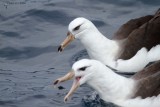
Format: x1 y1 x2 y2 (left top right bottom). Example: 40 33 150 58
0 0 160 107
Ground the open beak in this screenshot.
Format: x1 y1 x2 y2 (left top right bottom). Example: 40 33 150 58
64 76 81 102
58 32 75 52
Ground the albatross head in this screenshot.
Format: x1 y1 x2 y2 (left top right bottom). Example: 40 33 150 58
64 59 103 102
58 17 96 52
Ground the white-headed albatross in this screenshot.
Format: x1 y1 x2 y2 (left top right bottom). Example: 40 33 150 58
58 10 160 72
54 9 160 85
64 59 160 107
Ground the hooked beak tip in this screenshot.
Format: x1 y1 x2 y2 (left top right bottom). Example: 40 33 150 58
64 96 69 103
58 45 63 52
53 80 59 85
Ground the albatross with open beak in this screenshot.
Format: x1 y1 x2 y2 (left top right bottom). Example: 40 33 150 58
64 59 160 107
55 9 160 85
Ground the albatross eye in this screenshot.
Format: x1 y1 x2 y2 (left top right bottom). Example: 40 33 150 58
78 66 88 71
73 25 81 31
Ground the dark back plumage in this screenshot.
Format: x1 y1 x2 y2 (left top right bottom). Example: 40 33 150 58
114 9 160 60
113 9 160 98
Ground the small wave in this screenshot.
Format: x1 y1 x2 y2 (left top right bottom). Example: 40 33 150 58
22 9 74 25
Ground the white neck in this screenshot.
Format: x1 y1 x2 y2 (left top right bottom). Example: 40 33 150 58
87 65 135 103
76 25 120 65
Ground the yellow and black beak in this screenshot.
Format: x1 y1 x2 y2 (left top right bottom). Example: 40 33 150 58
58 32 75 52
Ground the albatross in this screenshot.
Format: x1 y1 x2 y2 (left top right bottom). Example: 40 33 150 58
54 9 160 85
58 10 160 72
64 59 160 107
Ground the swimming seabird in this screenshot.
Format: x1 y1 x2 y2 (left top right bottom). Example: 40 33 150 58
58 10 160 73
64 59 160 107
54 10 160 85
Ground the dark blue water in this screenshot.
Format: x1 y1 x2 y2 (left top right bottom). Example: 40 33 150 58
0 0 159 107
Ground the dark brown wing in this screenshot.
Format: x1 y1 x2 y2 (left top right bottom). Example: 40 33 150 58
112 9 160 99
132 71 160 98
113 15 153 40
131 61 160 98
132 61 160 80
153 85 160 96
118 9 160 60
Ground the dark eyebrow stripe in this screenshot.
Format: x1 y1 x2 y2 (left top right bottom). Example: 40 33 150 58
73 25 81 31
78 66 91 71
